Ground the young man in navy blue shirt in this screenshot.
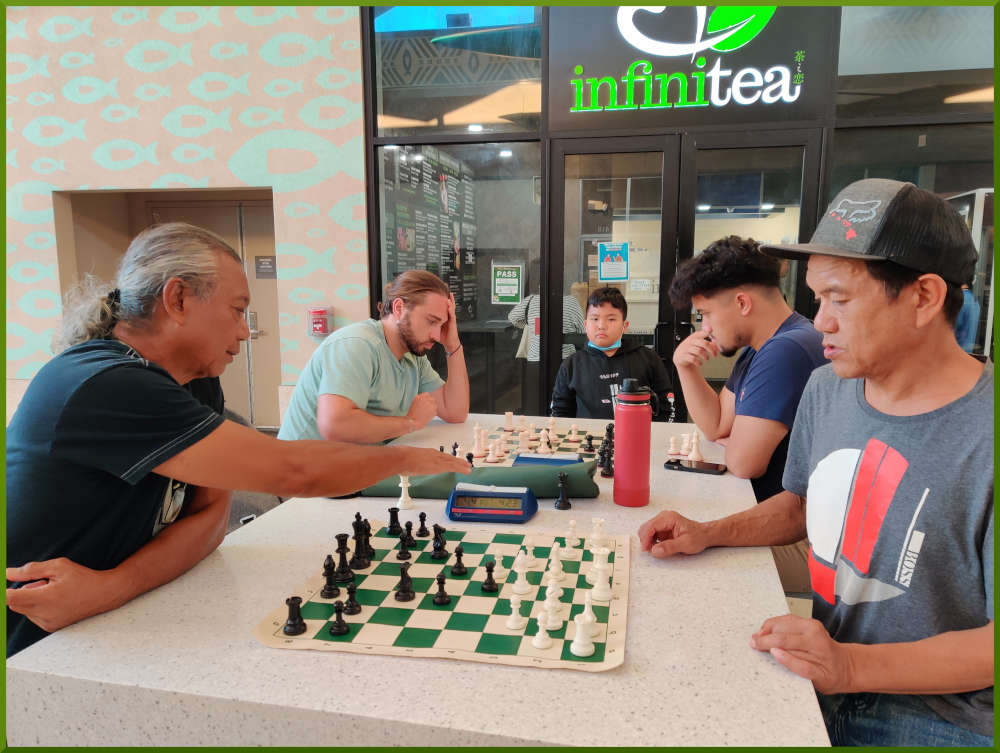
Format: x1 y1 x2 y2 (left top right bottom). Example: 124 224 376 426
669 236 826 591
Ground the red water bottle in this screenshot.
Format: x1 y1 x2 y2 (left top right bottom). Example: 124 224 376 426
613 378 653 507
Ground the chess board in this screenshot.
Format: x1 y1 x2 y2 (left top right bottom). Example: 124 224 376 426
466 426 600 468
253 520 629 672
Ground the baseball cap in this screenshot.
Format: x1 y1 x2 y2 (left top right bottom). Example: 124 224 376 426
760 178 977 286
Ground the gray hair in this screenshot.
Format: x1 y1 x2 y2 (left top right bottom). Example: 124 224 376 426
56 222 240 351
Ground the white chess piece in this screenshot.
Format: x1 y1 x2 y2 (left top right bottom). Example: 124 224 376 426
511 553 533 596
680 433 691 455
687 432 704 462
504 411 514 432
544 571 563 601
484 441 498 463
581 591 600 638
547 416 556 434
668 436 680 455
591 568 613 601
497 434 508 458
547 544 565 582
586 546 610 585
528 423 538 440
490 553 507 581
398 475 414 510
568 424 578 442
517 415 528 433
563 519 579 551
517 430 530 452
522 539 538 568
543 595 563 630
505 594 527 630
531 619 553 649
570 613 595 657
588 517 605 550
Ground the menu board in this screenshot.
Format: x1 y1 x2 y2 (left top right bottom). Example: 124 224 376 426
383 145 478 320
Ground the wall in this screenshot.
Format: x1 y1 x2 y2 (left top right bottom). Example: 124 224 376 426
6 6 367 402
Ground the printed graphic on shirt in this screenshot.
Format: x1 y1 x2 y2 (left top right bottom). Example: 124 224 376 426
806 438 924 605
153 478 187 536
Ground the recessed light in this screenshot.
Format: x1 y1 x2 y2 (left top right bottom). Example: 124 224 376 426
385 145 399 150
468 124 483 132
761 203 775 211
499 149 513 158
697 204 711 212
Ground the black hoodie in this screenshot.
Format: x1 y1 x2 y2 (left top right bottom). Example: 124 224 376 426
549 338 672 420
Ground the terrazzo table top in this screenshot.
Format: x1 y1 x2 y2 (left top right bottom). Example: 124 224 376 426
7 415 829 746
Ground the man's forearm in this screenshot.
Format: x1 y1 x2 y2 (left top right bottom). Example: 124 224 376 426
844 623 994 695
438 349 470 422
704 490 806 548
324 410 412 444
676 366 725 439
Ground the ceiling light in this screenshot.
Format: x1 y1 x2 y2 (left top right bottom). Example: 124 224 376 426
413 154 423 162
385 145 399 150
499 149 512 158
468 124 483 132
697 204 711 212
760 203 775 211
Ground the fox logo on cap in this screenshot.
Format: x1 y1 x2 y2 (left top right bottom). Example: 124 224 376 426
829 199 882 240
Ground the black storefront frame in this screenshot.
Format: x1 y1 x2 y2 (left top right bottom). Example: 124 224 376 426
360 6 993 416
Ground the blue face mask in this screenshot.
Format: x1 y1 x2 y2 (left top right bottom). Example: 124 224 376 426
588 339 621 352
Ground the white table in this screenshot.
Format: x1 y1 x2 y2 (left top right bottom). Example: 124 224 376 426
6 414 829 746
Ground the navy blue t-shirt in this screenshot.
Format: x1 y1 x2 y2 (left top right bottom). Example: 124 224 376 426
724 312 827 501
6 339 226 656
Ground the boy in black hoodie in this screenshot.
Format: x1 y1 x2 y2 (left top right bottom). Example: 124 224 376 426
550 287 671 419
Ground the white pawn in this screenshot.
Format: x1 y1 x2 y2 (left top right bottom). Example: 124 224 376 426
680 433 691 455
568 424 578 442
547 416 556 434
570 613 595 657
522 538 538 568
544 571 563 601
398 475 414 510
687 432 704 462
497 434 508 458
536 430 552 454
504 411 514 432
668 436 680 455
588 517 605 550
517 430 530 452
581 591 600 638
563 519 579 551
490 552 507 581
511 554 533 596
547 544 565 582
531 620 553 649
505 594 527 630
542 595 563 630
591 567 612 601
484 441 499 463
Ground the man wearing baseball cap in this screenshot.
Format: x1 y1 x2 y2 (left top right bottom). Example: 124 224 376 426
638 179 992 746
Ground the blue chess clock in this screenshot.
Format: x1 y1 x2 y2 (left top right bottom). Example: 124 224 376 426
446 483 538 524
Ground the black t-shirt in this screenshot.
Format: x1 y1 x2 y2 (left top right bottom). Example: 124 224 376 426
6 339 226 656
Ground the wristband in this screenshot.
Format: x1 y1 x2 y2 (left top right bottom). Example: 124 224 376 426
446 343 463 358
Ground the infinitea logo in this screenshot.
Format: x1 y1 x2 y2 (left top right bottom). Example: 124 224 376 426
570 6 803 113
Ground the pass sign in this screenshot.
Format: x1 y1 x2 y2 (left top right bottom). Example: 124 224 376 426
491 263 523 304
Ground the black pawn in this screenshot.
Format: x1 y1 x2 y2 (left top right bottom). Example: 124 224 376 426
584 433 595 453
596 445 607 469
465 451 474 465
320 554 340 599
439 445 445 453
363 519 376 559
403 520 417 547
416 512 430 537
606 422 615 439
396 530 411 560
451 441 459 456
481 560 499 592
450 544 468 576
395 562 415 602
333 533 355 583
387 507 403 536
432 573 451 605
327 600 350 636
343 583 361 615
555 471 572 510
601 451 615 478
283 596 307 635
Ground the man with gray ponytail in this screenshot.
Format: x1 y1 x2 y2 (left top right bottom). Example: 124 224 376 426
279 269 470 444
6 224 469 657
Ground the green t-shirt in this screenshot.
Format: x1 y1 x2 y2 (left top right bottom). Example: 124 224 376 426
278 319 444 441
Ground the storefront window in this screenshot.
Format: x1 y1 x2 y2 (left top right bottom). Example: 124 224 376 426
377 142 541 413
373 6 541 137
837 6 992 120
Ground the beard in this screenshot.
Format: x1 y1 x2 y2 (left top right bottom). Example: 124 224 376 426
398 313 434 356
720 345 739 358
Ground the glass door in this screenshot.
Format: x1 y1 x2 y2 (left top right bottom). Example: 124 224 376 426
545 136 680 415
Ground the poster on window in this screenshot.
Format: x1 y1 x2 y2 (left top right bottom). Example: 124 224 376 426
598 242 629 282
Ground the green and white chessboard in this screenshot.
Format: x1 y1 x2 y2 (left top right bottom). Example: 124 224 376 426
254 520 629 672
464 426 599 468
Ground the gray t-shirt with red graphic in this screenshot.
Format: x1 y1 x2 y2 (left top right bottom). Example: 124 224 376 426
783 363 993 736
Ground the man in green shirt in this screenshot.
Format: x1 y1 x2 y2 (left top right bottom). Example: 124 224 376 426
280 270 470 443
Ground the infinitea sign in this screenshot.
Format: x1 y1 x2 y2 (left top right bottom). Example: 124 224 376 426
549 6 838 130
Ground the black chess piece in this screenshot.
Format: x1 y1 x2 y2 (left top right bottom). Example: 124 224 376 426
465 451 474 465
348 529 369 570
327 600 350 636
283 596 307 635
333 533 355 583
403 520 417 547
430 524 449 559
596 445 607 469
363 519 376 559
601 451 615 478
343 583 361 615
387 507 403 536
416 512 430 537
320 554 340 599
396 530 411 560
439 445 445 453
555 471 572 510
584 433 595 453
394 562 415 601
606 422 615 439
450 544 468 576
451 441 459 456
432 573 451 605
480 560 499 593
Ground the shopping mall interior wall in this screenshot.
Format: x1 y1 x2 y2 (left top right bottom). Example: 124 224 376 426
6 6 367 413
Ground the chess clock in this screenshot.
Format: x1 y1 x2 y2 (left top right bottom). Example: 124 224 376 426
446 483 538 524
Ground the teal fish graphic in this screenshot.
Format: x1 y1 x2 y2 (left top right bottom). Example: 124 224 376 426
259 33 333 67
63 75 119 104
101 103 140 123
209 41 248 61
235 6 299 26
228 129 358 193
161 105 231 138
7 149 17 167
298 94 361 131
171 143 215 164
313 7 354 25
39 16 94 43
59 51 95 69
26 91 55 106
158 6 222 33
92 138 159 171
263 78 302 98
112 8 149 26
7 18 28 40
188 72 249 102
315 66 361 91
25 231 56 250
7 53 50 85
284 202 320 218
239 106 283 127
124 40 193 73
22 116 86 147
31 158 66 175
134 82 171 101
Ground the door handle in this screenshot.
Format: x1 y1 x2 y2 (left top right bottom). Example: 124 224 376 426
248 311 262 339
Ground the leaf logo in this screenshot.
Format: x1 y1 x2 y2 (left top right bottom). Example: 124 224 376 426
616 6 776 59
